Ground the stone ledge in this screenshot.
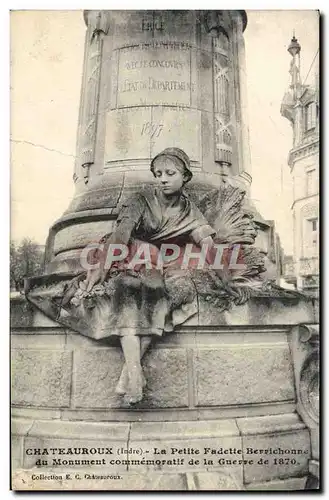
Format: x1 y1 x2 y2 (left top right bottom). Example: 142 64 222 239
129 419 239 441
26 419 130 441
12 408 62 420
12 417 240 441
12 401 297 423
197 296 315 326
12 418 34 437
11 325 292 338
246 476 307 490
11 327 66 335
10 294 317 329
11 334 66 349
236 413 307 435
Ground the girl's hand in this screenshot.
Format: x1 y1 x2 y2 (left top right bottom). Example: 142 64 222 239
85 267 103 292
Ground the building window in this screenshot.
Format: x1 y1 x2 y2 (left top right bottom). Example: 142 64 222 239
306 168 317 196
305 102 317 131
302 216 318 258
308 217 318 251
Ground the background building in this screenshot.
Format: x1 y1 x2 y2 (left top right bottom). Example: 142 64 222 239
281 34 319 294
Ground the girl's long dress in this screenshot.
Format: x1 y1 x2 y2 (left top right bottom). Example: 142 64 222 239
25 187 216 340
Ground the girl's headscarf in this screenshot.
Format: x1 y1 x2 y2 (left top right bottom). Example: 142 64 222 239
150 147 193 183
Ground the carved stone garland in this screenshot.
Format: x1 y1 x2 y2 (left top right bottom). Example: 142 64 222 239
80 11 109 183
212 35 233 167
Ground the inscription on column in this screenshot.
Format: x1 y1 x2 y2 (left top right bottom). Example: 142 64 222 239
141 13 164 32
141 122 164 138
116 42 193 107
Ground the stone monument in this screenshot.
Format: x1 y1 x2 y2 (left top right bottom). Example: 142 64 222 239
11 11 319 491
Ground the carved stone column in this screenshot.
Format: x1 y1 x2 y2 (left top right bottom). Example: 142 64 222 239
213 36 232 167
204 12 233 180
204 11 251 187
230 13 252 190
77 11 110 184
45 10 258 274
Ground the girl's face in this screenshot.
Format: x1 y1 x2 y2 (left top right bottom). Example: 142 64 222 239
152 157 186 195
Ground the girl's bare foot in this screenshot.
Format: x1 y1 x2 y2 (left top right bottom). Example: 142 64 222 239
123 391 143 405
118 336 149 403
123 373 144 404
115 370 128 395
116 365 146 396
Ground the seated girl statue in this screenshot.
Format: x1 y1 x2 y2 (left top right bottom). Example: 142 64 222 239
64 147 237 405
24 147 249 406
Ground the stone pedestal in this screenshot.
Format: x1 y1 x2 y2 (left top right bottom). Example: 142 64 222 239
11 294 318 490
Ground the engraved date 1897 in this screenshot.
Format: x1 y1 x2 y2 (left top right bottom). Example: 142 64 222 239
141 122 164 138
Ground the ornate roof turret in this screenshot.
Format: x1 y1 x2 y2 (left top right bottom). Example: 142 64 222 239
281 33 302 123
288 32 301 57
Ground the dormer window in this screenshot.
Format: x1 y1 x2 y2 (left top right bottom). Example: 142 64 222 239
305 101 317 131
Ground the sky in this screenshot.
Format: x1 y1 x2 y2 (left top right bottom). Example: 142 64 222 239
10 10 319 254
